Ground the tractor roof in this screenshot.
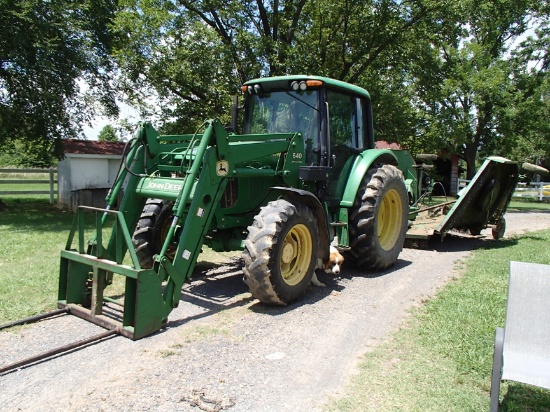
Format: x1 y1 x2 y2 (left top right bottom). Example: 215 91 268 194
244 75 371 100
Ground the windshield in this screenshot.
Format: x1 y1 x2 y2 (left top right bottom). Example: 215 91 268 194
244 90 320 165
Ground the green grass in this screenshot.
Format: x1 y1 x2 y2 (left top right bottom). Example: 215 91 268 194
0 199 73 323
325 230 550 411
0 197 239 325
508 199 550 211
0 170 57 201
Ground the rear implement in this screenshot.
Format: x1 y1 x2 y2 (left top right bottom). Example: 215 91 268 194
406 156 519 244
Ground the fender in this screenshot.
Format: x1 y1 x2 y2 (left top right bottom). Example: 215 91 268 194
270 186 330 259
340 149 399 207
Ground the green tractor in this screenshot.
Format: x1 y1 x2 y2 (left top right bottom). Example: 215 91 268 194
58 75 421 339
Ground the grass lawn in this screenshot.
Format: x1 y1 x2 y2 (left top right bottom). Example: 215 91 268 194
0 199 72 323
0 170 57 201
508 199 550 211
0 197 238 325
325 229 550 411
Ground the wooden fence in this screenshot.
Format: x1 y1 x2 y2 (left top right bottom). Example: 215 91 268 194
458 178 549 201
0 168 58 204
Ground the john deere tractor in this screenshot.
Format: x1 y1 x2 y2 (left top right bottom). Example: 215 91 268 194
58 75 420 339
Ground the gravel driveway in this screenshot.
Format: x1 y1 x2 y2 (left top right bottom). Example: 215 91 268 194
1 211 549 412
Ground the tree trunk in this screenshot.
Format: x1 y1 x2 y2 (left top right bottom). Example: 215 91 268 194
463 142 478 180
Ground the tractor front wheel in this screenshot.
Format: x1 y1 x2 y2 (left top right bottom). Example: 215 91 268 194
242 199 319 305
132 199 176 268
347 164 409 270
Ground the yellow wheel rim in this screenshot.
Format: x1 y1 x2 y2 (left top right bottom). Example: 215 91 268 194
280 224 312 286
377 189 403 251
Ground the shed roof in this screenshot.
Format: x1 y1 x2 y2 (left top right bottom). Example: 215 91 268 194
375 140 401 149
63 139 126 156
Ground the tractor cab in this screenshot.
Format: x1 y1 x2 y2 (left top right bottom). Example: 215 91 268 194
240 76 375 171
240 76 376 200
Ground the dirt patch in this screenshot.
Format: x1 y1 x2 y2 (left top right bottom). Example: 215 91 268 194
1 211 549 411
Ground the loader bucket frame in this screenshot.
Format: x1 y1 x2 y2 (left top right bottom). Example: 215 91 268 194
58 206 165 340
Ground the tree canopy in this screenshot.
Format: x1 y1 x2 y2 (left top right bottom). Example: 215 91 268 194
408 0 549 177
97 124 119 142
0 0 548 174
0 0 119 156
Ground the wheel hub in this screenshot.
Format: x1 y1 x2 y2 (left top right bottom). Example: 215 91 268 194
281 242 295 264
280 224 312 286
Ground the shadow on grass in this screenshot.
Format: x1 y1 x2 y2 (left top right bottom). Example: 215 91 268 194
500 382 550 412
0 198 74 232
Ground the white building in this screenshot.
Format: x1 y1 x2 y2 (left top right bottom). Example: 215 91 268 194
57 139 126 210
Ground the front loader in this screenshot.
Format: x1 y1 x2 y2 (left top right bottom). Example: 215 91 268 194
58 75 421 339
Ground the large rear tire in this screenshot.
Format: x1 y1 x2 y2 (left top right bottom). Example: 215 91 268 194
242 199 319 305
132 199 175 268
347 164 409 270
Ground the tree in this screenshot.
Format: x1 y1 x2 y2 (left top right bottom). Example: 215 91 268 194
409 0 549 178
112 0 548 175
507 22 550 168
98 124 119 142
113 0 451 136
113 2 240 133
0 138 54 168
0 0 119 156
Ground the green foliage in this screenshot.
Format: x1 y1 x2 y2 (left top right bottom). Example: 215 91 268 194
0 138 55 168
97 124 119 142
507 25 550 166
113 1 239 133
410 0 549 178
112 0 454 137
0 0 119 154
1 0 547 169
111 0 549 172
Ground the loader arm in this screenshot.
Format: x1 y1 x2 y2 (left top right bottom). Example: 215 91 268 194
58 119 304 339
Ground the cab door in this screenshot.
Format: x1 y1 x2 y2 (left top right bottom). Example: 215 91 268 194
325 89 369 198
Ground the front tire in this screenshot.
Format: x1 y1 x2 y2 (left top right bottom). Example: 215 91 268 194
132 199 176 268
347 164 409 270
242 199 319 305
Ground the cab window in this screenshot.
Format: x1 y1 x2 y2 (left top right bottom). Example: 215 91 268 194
327 90 366 150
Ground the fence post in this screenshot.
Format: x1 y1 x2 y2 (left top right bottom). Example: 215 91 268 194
49 167 54 204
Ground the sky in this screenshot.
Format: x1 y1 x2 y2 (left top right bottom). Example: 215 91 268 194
81 102 139 140
82 117 110 140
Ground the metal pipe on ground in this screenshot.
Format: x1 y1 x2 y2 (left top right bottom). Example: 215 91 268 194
0 329 118 374
0 308 68 331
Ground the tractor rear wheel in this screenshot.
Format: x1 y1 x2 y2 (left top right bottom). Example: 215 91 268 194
242 199 318 305
347 164 409 270
132 199 175 268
